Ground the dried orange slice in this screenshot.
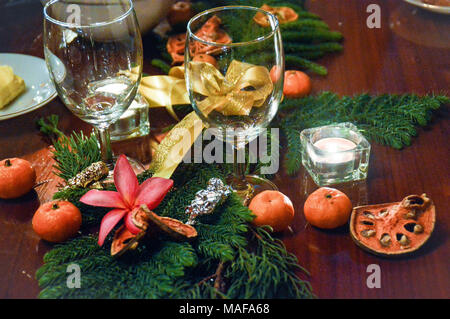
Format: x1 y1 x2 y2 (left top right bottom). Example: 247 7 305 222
254 4 299 27
167 33 186 64
350 194 436 257
167 15 231 64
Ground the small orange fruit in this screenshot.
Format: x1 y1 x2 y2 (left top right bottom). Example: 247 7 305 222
283 70 312 98
0 158 36 199
270 65 283 83
303 187 352 229
32 200 82 243
249 190 295 232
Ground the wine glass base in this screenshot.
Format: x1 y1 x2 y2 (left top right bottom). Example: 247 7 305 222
228 175 278 206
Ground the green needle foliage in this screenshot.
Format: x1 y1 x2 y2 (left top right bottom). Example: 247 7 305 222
37 138 314 298
36 90 448 297
278 92 449 175
51 131 101 181
151 0 342 75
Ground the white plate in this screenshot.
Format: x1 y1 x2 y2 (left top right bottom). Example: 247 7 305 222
0 53 57 121
403 0 450 14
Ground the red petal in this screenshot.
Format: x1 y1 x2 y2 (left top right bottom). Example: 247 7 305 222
98 209 127 246
80 190 126 209
124 211 142 235
114 155 139 208
135 177 174 210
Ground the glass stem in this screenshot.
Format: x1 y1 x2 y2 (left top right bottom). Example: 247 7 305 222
96 127 114 169
231 145 249 192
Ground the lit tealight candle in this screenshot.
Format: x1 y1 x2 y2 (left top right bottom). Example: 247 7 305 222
313 137 356 164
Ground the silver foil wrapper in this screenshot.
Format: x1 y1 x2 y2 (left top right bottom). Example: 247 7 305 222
185 178 232 225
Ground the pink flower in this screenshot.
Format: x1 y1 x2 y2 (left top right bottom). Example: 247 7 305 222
80 155 173 246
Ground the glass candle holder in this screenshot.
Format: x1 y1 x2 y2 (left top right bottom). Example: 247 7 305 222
300 123 371 186
109 93 150 141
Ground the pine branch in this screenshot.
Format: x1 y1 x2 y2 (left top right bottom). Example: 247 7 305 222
158 0 344 75
36 115 65 142
39 159 314 299
52 131 101 181
278 92 449 175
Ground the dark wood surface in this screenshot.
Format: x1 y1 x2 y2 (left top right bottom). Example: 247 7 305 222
0 0 448 299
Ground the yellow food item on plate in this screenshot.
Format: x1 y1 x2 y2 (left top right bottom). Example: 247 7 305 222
0 65 26 109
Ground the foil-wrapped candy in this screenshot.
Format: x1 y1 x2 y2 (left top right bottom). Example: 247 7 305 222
185 178 232 225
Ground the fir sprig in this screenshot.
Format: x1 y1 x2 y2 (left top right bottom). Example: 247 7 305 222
278 92 449 175
52 131 101 181
37 115 65 142
163 0 343 75
37 159 314 299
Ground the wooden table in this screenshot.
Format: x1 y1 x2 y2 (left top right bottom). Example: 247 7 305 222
0 0 448 299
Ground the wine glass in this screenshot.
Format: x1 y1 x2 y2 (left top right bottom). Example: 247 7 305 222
185 6 284 204
43 0 144 174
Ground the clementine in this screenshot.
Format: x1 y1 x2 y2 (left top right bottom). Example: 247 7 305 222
303 187 352 229
270 65 283 83
249 190 295 232
283 70 311 98
0 158 36 199
32 200 82 243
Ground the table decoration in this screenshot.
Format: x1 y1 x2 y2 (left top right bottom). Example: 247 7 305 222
248 190 295 232
185 178 232 226
111 204 198 257
303 187 352 229
36 132 313 299
280 70 312 98
109 93 150 141
43 0 144 174
185 6 284 203
300 123 371 186
254 4 299 27
29 0 449 300
32 200 82 243
167 1 195 26
151 0 343 76
280 93 449 175
64 162 109 190
0 157 36 199
350 194 436 257
79 155 173 247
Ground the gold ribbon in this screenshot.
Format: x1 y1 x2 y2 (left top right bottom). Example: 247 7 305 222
124 66 188 121
140 61 273 178
135 60 273 121
149 111 204 179
188 60 273 116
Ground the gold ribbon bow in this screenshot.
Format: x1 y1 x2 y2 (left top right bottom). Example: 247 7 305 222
188 60 273 116
139 61 273 179
133 60 273 121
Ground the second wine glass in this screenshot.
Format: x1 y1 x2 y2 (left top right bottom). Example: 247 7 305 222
185 6 284 204
43 0 144 174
